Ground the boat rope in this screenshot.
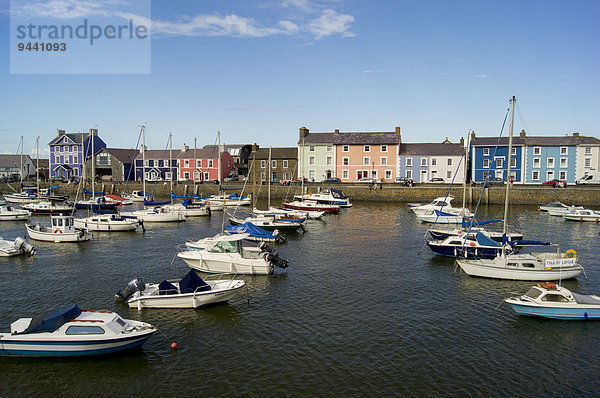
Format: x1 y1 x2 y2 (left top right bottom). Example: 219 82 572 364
153 325 178 350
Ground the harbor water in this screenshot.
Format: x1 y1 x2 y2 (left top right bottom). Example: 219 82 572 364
0 202 599 396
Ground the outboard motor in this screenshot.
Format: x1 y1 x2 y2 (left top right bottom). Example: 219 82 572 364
264 252 289 269
115 278 145 301
14 236 36 256
259 242 277 255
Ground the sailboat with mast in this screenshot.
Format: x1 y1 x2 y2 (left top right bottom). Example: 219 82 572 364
119 126 185 223
3 137 40 204
455 97 582 281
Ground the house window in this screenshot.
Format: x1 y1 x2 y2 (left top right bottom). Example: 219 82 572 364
73 156 78 164
381 145 387 152
560 158 567 168
260 172 266 181
533 158 540 168
342 157 349 166
483 159 490 168
363 157 370 166
283 160 288 168
343 145 349 152
74 168 79 176
204 172 209 181
184 160 189 167
494 170 503 179
496 158 502 168
547 171 554 180
144 160 149 167
559 171 567 180
272 160 277 168
272 172 277 182
165 172 172 181
208 159 213 168
511 147 516 155
447 171 452 179
364 145 370 152
283 172 292 180
534 147 541 155
385 170 392 179
309 156 315 165
309 146 315 152
421 158 427 167
560 147 568 155
381 157 387 166
342 170 349 179
326 156 332 166
371 170 377 179
510 158 516 168
184 172 190 179
584 158 591 168
483 171 489 179
406 158 412 167
483 148 489 156
585 147 592 155
447 158 452 166
547 158 554 168
406 170 412 179
260 160 266 168
309 170 315 179
326 145 332 152
431 158 437 166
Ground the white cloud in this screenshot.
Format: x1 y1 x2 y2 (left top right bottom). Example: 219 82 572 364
307 9 355 39
363 69 382 74
11 0 115 19
474 74 489 79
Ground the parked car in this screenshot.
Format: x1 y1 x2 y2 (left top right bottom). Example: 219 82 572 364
485 177 504 185
394 177 414 186
429 178 445 183
576 171 600 185
223 174 239 181
354 177 376 183
321 178 341 183
542 179 566 188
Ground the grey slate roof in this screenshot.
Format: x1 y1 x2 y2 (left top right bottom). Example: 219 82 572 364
251 148 298 160
48 133 85 146
102 148 138 163
298 133 335 145
32 158 49 168
472 135 600 146
0 154 33 168
399 143 465 156
332 132 401 145
471 137 527 146
178 148 221 159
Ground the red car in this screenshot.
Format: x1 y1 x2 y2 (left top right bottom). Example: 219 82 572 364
542 179 566 188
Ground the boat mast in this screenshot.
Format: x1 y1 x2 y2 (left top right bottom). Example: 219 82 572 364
91 129 95 201
36 137 39 196
193 137 197 194
461 132 470 216
217 131 221 185
301 136 305 200
19 136 23 187
502 96 516 255
141 125 146 209
169 132 173 205
268 146 272 209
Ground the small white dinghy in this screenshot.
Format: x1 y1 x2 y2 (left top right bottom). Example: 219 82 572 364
26 214 92 242
115 270 246 309
0 205 31 221
0 303 156 357
0 236 36 257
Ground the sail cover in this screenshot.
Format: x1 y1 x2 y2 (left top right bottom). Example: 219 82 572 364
21 303 82 334
476 232 501 247
224 222 276 240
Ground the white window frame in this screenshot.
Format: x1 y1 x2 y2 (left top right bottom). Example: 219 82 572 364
483 148 489 156
364 145 370 152
385 170 392 179
421 158 427 167
431 158 437 166
447 158 452 166
560 158 567 168
208 159 213 168
483 159 490 168
406 170 412 179
184 159 189 167
511 147 516 155
271 160 277 169
560 147 568 155
283 160 288 168
585 147 592 155
326 145 332 152
363 157 370 166
380 157 387 166
446 171 452 179
326 156 332 166
342 170 349 179
584 157 591 168
547 157 554 168
533 147 541 155
381 145 388 152
547 170 554 180
559 170 567 180
343 145 349 152
309 156 315 165
406 158 412 167
510 158 516 168
309 146 315 152
495 158 502 168
533 158 541 168
260 160 266 169
342 157 349 166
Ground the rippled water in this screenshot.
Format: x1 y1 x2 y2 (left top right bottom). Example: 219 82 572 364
0 201 599 396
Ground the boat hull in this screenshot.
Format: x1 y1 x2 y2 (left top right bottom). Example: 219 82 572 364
228 217 303 232
74 219 138 231
456 258 582 281
282 202 339 213
563 214 600 222
427 243 503 259
0 213 30 221
25 225 92 242
505 301 600 320
178 252 273 275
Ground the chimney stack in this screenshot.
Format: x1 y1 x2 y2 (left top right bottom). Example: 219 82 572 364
573 132 580 137
471 131 476 140
139 144 146 154
299 127 309 140
334 129 339 134
57 129 65 136
442 137 451 144
181 143 189 153
460 137 465 147
395 127 401 134
520 129 526 138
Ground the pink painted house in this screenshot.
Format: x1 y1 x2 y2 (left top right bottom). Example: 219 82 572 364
333 127 401 182
177 145 233 182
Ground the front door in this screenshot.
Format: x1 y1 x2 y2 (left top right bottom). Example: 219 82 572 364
421 170 427 183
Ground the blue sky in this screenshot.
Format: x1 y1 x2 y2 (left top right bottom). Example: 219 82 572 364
1 0 599 157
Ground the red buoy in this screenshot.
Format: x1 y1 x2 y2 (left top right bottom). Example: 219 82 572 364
171 342 178 349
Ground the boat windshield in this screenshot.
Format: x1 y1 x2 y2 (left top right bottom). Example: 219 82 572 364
208 240 240 254
524 288 542 299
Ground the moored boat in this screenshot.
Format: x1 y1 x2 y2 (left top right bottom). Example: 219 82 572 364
26 214 92 242
74 214 141 231
0 236 35 257
282 200 339 213
562 208 600 222
0 205 30 221
293 188 352 207
21 200 75 215
505 283 600 320
0 303 156 357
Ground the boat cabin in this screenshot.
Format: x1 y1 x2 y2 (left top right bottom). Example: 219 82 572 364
206 234 264 259
51 215 76 233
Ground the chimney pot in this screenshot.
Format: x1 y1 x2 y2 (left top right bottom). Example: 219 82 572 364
573 132 580 137
395 127 401 134
520 129 526 138
334 129 339 134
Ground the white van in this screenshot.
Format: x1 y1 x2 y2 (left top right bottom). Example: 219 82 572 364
576 171 600 185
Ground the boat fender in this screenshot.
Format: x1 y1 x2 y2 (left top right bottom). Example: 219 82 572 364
565 249 577 258
584 312 588 320
469 242 476 247
115 278 145 301
54 229 62 234
541 282 556 289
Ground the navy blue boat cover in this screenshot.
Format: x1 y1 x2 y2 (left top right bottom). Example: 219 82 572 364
476 232 501 247
329 188 348 199
21 303 82 334
179 270 210 294
462 219 502 227
144 199 171 206
83 188 106 195
158 280 178 295
224 222 276 240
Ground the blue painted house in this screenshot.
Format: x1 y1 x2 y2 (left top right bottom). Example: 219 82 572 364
470 131 525 183
48 129 106 180
134 147 178 182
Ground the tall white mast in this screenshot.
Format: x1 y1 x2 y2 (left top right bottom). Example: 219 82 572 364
91 129 95 201
142 125 146 209
502 96 516 256
193 137 197 192
462 132 470 216
19 136 23 185
217 131 222 185
268 146 272 209
36 137 39 196
169 132 173 205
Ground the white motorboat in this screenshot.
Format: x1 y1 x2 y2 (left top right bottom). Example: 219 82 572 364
410 196 472 218
253 207 325 219
3 190 40 204
562 208 600 222
115 270 246 309
0 236 35 257
0 303 156 357
21 200 75 215
282 200 339 214
427 232 512 259
162 200 210 217
505 283 600 320
26 214 92 242
74 214 140 231
123 190 152 202
229 214 304 232
211 194 252 207
294 188 352 207
456 97 583 281
120 206 185 222
538 201 570 212
547 206 584 216
177 234 288 275
0 205 30 221
416 209 467 224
